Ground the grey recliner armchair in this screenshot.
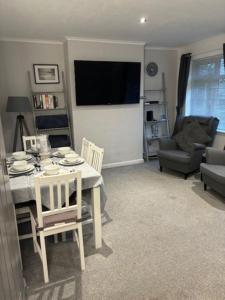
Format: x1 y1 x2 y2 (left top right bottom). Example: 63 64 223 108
201 148 225 197
158 116 219 179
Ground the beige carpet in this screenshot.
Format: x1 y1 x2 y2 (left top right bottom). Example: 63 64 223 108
24 161 225 300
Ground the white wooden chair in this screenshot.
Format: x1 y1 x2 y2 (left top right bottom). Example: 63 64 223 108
15 205 33 240
22 135 37 151
30 171 85 283
89 144 104 173
16 134 36 239
80 138 94 163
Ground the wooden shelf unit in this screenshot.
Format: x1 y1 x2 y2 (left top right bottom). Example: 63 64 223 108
28 70 72 148
143 72 170 159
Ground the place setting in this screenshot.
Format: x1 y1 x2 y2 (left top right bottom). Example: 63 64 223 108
7 151 34 164
41 164 67 176
51 146 85 166
59 153 85 166
8 160 35 177
52 146 77 158
26 147 39 156
38 161 76 177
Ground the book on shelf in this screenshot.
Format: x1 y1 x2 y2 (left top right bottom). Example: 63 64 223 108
32 94 59 110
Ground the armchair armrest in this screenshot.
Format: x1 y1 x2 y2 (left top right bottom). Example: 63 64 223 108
159 138 177 151
206 147 225 165
192 143 206 151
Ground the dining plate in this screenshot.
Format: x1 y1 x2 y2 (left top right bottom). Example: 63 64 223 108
11 164 31 172
52 151 77 158
26 149 39 155
58 158 85 166
52 151 64 158
9 164 35 175
43 169 68 176
10 154 33 161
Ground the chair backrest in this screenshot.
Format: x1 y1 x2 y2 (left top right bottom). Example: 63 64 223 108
173 116 219 145
34 171 82 229
23 136 37 151
89 144 104 173
80 138 94 163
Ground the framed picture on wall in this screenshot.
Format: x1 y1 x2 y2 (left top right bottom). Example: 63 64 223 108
33 64 60 84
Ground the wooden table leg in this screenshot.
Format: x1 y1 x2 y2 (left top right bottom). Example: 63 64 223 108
91 186 102 249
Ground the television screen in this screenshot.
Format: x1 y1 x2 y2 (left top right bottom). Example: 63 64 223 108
74 60 141 106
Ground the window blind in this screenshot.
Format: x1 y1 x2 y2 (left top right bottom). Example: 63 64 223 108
185 55 225 131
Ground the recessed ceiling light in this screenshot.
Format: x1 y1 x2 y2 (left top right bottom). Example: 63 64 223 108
140 17 147 24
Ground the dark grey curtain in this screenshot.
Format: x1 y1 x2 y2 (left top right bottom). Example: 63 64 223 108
176 53 192 116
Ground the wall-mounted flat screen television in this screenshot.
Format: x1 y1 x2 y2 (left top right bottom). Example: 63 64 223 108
74 60 141 106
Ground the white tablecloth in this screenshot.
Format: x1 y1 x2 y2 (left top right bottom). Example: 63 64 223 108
9 159 106 210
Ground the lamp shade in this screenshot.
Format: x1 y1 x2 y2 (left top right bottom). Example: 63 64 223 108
6 97 32 113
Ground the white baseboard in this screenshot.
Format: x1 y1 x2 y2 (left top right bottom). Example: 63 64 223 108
103 158 144 169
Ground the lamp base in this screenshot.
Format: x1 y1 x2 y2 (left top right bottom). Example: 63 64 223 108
13 114 30 152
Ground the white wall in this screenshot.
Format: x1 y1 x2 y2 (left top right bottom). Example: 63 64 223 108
179 33 225 149
0 38 179 164
144 48 178 130
0 40 65 151
65 39 144 166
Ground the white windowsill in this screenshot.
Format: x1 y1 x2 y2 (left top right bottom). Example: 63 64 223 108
216 131 225 135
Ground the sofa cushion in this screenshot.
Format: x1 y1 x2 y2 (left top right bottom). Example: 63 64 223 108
173 121 211 153
200 163 225 184
158 150 191 164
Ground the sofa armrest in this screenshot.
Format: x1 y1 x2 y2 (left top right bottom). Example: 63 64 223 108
159 138 177 151
206 147 225 165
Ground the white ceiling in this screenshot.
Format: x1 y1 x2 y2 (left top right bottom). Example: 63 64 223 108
0 0 225 47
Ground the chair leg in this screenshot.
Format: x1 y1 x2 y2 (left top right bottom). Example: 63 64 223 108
54 234 58 244
74 230 79 245
30 215 37 253
40 232 49 284
62 232 66 242
204 183 207 191
200 173 203 181
77 225 85 271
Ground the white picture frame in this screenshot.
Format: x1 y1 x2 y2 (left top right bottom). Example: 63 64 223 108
33 64 60 84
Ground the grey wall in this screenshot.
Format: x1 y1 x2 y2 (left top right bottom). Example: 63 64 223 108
0 41 65 152
65 39 144 166
144 48 178 130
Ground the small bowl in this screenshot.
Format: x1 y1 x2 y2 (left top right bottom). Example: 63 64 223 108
13 151 26 160
65 153 79 162
44 164 60 176
58 147 71 156
40 158 52 166
13 160 28 171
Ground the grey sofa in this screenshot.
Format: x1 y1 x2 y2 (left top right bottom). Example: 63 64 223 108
158 116 219 179
201 148 225 197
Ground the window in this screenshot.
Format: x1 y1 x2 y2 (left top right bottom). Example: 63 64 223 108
185 55 225 132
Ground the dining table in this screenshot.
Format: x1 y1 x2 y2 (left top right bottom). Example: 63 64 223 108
8 152 104 249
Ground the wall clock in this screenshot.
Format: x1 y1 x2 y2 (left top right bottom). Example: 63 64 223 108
146 62 158 77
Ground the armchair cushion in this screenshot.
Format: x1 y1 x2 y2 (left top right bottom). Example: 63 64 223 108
173 120 211 153
158 150 191 164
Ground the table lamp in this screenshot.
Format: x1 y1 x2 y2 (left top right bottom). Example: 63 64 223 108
7 97 32 151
